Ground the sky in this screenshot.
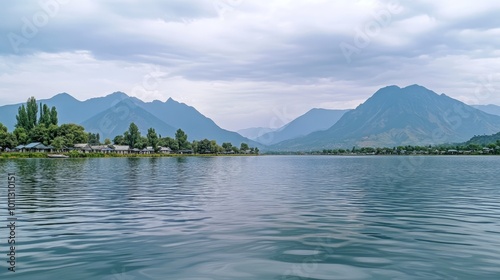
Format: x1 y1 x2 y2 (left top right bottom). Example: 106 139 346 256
1 0 500 131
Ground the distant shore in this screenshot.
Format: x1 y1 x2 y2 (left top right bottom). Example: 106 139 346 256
2 152 499 159
0 152 259 159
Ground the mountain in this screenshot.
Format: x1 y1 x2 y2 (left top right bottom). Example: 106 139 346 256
237 127 276 140
465 131 500 146
81 99 177 140
270 85 500 151
255 108 350 145
472 104 500 117
134 98 261 147
0 92 128 131
1 92 259 147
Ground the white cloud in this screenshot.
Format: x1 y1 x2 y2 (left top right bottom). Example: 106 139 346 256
1 0 500 130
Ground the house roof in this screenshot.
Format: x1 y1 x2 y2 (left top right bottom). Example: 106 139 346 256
91 145 109 150
74 143 90 148
112 145 130 151
14 145 25 149
160 147 172 151
24 142 42 148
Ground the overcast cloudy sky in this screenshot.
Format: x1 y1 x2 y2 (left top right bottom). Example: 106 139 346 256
1 0 499 130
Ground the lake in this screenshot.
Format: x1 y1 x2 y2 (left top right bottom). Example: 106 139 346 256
1 156 500 279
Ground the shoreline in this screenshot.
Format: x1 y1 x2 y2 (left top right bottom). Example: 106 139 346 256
1 152 498 159
0 152 259 159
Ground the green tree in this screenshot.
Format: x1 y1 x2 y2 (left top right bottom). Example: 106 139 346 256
222 142 232 152
146 128 159 150
136 136 148 149
39 103 51 126
13 127 28 145
50 106 58 126
0 126 18 149
51 136 66 150
175 129 189 150
57 124 88 146
159 136 178 151
210 140 220 154
113 135 125 145
197 139 212 154
88 132 100 145
125 122 140 148
26 97 38 131
15 104 29 131
240 142 249 152
104 138 111 145
29 124 50 145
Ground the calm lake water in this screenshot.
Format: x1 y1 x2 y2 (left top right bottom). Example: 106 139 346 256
1 156 499 279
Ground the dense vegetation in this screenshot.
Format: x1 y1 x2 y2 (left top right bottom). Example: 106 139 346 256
0 96 258 155
266 143 500 155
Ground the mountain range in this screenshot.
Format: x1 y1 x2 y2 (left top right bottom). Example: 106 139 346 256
472 104 500 117
269 85 500 150
254 108 350 145
0 93 260 147
1 84 500 151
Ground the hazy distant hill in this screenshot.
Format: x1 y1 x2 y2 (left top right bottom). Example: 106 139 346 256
472 104 500 117
0 92 259 146
465 131 500 146
271 85 500 151
81 99 177 140
0 92 128 131
237 127 276 140
255 108 349 145
134 98 261 147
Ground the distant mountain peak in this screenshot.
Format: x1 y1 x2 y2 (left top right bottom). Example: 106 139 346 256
166 97 181 104
106 91 129 98
51 92 78 101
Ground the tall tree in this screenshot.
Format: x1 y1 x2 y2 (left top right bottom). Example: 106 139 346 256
56 124 88 146
240 142 249 152
0 124 17 149
13 127 28 145
175 129 189 150
39 103 51 126
15 104 29 131
222 142 232 152
125 122 140 148
26 97 38 131
50 106 58 126
146 128 158 150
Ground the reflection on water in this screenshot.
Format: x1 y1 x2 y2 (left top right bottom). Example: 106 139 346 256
0 156 499 279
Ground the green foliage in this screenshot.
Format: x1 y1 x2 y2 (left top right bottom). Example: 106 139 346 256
147 128 158 150
175 129 189 150
88 132 100 145
39 103 52 126
51 136 66 150
113 135 125 145
0 124 18 149
13 127 28 145
240 142 249 152
222 142 232 152
15 105 28 131
125 122 140 148
196 139 212 154
50 106 58 126
56 123 88 146
29 124 50 145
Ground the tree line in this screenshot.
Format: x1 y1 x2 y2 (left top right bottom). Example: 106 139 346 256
112 122 258 154
0 97 258 155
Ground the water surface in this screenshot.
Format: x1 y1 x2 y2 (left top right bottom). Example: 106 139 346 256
1 156 499 279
